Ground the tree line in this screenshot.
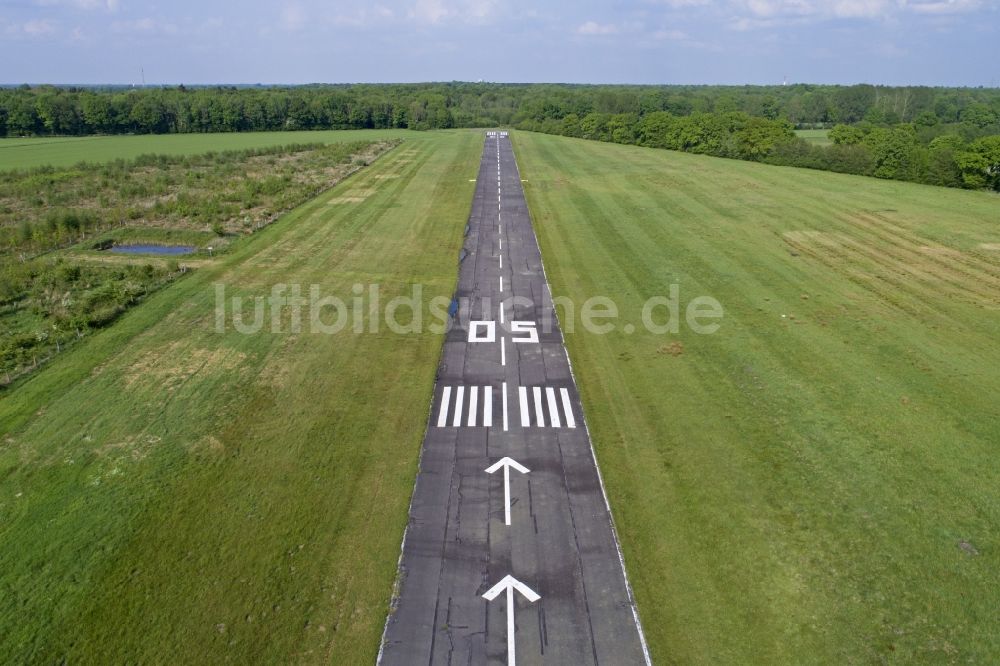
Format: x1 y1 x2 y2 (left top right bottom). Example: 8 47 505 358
1 83 999 191
2 83 999 136
518 110 1000 191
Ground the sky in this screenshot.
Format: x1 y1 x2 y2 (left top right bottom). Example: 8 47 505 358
0 0 998 86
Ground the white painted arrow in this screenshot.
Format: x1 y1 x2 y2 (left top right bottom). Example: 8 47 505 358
485 456 529 526
482 575 540 666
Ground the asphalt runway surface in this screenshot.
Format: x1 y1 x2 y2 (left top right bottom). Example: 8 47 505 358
379 132 650 665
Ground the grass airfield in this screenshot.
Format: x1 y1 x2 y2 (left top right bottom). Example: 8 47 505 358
515 131 1000 663
1 127 999 662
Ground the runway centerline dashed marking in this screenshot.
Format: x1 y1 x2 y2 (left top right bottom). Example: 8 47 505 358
380 130 650 666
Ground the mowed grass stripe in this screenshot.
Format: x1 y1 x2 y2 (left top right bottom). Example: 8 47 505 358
0 130 479 662
513 131 1000 663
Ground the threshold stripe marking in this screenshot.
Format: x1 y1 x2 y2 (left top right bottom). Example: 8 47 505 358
468 386 478 427
546 387 561 428
560 388 576 428
532 387 545 428
438 386 452 427
452 386 465 428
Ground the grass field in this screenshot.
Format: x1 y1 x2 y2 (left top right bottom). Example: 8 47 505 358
795 128 833 146
0 129 420 170
4 125 1000 663
0 129 477 662
513 131 1000 663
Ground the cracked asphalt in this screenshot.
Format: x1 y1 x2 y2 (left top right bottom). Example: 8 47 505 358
379 132 650 665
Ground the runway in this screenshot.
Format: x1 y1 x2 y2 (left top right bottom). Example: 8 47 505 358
379 131 650 665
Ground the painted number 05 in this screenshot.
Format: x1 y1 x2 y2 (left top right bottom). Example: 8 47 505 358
468 320 538 344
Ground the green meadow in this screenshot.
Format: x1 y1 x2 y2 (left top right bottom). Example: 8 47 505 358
514 131 1000 663
795 128 833 146
0 129 419 170
0 130 476 662
2 126 999 663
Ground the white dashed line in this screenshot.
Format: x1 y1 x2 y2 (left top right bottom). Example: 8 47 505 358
502 381 509 432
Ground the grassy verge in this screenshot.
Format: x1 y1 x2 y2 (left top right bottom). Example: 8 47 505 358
514 131 1000 663
0 129 478 662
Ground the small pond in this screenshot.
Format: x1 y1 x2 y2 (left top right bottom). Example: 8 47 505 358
109 244 196 256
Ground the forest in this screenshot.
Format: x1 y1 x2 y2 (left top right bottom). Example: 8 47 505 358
2 82 999 190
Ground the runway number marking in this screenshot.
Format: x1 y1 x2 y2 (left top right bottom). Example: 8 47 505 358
509 321 538 343
433 133 587 665
469 320 496 343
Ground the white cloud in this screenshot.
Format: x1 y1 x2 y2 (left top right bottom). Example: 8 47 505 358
652 28 688 39
465 0 498 23
23 19 56 35
109 17 177 35
409 0 449 23
577 20 619 35
406 0 498 25
734 0 891 18
33 0 119 11
720 0 989 27
280 3 307 31
903 0 983 13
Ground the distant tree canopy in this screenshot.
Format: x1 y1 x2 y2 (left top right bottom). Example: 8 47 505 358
2 83 1000 137
2 83 1000 191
